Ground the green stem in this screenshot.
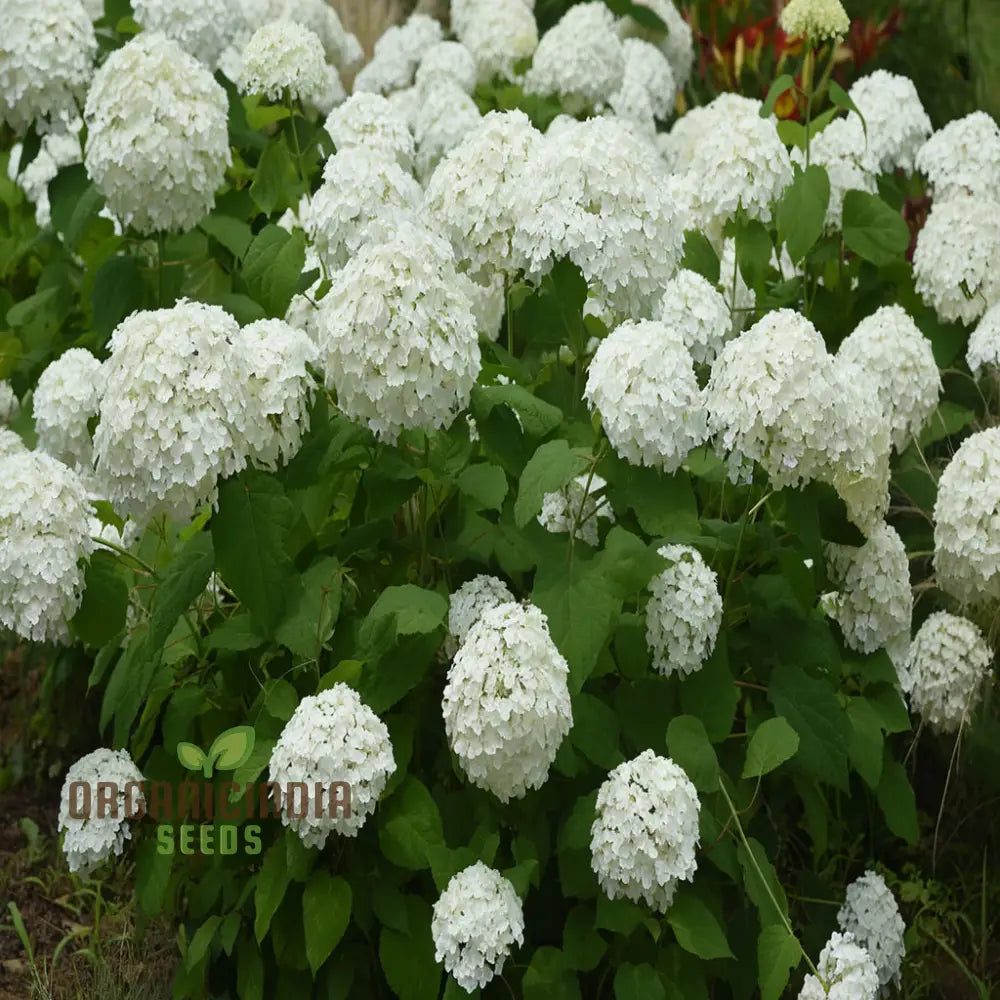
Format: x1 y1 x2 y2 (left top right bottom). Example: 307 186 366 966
91 536 155 575
156 231 166 307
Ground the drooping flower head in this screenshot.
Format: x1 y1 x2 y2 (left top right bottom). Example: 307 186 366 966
268 684 396 846
837 871 906 992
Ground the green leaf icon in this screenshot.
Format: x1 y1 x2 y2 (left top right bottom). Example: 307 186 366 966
208 726 256 772
177 742 207 772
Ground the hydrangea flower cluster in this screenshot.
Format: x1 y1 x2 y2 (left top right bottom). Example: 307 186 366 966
933 427 1000 604
268 684 396 846
425 110 542 282
590 750 700 913
646 545 723 678
824 523 912 656
8 117 83 227
353 13 442 94
916 111 1000 202
837 871 906 991
967 303 1000 377
453 0 538 84
315 222 481 442
0 448 94 642
271 0 362 73
237 20 330 107
538 473 615 546
414 79 483 179
304 146 423 273
584 320 708 473
447 575 516 646
512 116 683 319
779 0 851 42
798 932 879 1000
443 602 572 802
131 0 242 68
658 269 733 364
415 41 477 95
0 382 18 424
606 38 676 132
848 70 932 174
616 0 694 90
902 611 993 734
431 863 524 993
32 347 104 472
0 0 96 132
836 305 941 452
324 92 415 169
58 748 145 875
83 33 231 234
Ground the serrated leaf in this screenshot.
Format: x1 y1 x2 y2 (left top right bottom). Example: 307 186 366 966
303 873 352 976
470 384 564 437
241 224 306 318
758 925 801 1000
667 888 733 960
515 439 588 527
275 556 342 658
250 139 294 214
456 462 508 511
842 191 910 266
742 717 800 779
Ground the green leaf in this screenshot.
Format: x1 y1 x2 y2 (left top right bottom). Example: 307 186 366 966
605 0 668 31
143 533 214 663
828 80 866 137
776 165 830 263
877 759 919 845
761 74 796 118
842 191 910 266
615 963 665 1000
49 165 105 249
254 837 291 941
667 887 733 960
777 119 808 150
359 585 448 650
523 947 582 1000
680 231 721 284
845 698 884 789
200 214 253 258
71 551 129 647
737 837 789 925
768 664 850 790
515 440 589 528
241 224 306 318
742 717 800 779
185 916 221 971
134 839 172 918
378 777 444 870
918 402 976 448
378 898 441 1000
209 725 256 771
667 716 719 792
91 255 144 336
237 936 264 1000
212 470 296 636
275 556 342 658
596 527 664 598
303 873 352 976
679 638 737 743
456 463 508 511
563 906 607 972
470 384 564 437
176 742 207 771
250 140 295 214
571 692 623 768
757 925 801 1000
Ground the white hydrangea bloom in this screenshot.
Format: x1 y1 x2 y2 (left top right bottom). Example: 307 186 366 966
387 85 421 130
425 110 542 282
913 193 1000 326
933 427 1000 604
967 302 1000 377
272 0 362 72
668 93 793 242
444 602 572 802
799 932 879 1000
323 92 414 169
512 116 683 319
454 0 538 84
58 749 145 875
32 348 104 471
836 304 941 452
93 301 249 524
315 222 481 443
414 79 483 180
780 0 851 41
524 2 624 112
538 473 615 547
416 41 477 95
848 71 932 174
590 749 700 913
268 684 396 846
837 871 906 991
237 319 317 472
304 147 423 273
0 382 19 424
903 611 992 734
353 13 443 94
462 272 506 341
237 20 329 107
8 117 83 227
0 449 94 642
0 428 24 456
432 862 525 993
916 111 1000 202
0 0 97 132
646 545 722 678
584 320 708 472
825 523 912 656
607 38 676 127
132 0 241 67
617 0 694 90
448 575 516 646
659 269 732 364
792 115 878 230
84 33 230 235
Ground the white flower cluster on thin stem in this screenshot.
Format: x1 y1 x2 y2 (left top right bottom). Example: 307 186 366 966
837 871 906 992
